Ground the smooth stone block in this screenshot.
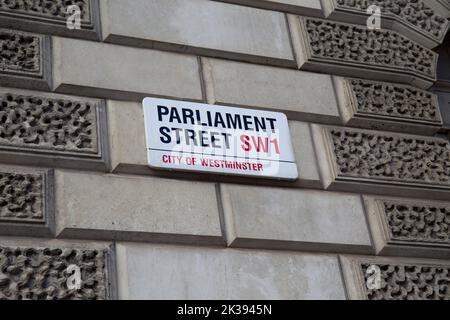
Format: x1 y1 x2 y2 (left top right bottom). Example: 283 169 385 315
212 0 324 16
289 121 321 186
108 100 147 170
116 243 347 300
101 0 295 67
52 37 203 102
55 170 224 245
202 57 341 124
221 184 372 253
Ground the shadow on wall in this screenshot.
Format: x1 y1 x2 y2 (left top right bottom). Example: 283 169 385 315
434 31 450 131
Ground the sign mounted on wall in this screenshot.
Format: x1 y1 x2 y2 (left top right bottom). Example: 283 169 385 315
143 97 298 180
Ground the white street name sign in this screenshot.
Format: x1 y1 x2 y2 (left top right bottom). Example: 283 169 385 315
143 97 298 180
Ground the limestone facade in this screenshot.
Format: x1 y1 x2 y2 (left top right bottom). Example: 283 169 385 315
0 0 449 300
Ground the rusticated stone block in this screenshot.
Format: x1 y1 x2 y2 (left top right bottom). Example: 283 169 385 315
340 255 450 300
327 128 449 185
0 88 109 171
0 0 100 40
321 0 449 48
289 16 438 89
334 76 443 134
363 196 450 259
0 242 112 300
422 0 450 19
0 29 51 91
0 166 53 237
379 201 450 244
311 125 450 200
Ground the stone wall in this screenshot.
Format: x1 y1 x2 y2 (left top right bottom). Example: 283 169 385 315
0 0 449 300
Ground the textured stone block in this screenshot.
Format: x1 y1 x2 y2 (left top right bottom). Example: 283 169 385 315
340 255 450 300
0 238 113 300
100 0 295 67
212 0 324 16
55 170 224 245
202 57 341 124
0 88 109 171
116 243 346 299
312 125 450 200
0 0 101 40
0 29 51 91
52 37 203 102
334 76 443 134
419 0 450 19
0 166 53 237
363 196 450 259
321 0 449 48
107 100 322 188
289 16 438 89
221 184 372 253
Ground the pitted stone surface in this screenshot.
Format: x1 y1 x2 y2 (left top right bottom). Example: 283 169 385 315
382 200 450 245
302 18 436 79
0 171 43 223
334 0 448 41
0 0 91 22
328 128 450 186
363 196 450 258
0 92 98 155
0 29 41 75
348 79 441 123
0 245 109 300
361 262 450 300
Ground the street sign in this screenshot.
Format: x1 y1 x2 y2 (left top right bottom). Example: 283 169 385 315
143 97 298 180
